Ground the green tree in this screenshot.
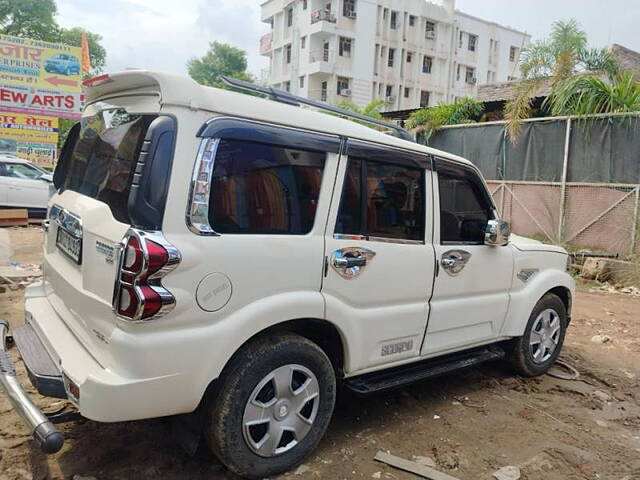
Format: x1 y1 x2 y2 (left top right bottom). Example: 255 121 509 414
405 97 484 139
187 42 254 88
0 0 58 40
336 99 387 120
505 19 618 142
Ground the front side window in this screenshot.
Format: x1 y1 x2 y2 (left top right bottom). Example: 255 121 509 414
336 158 425 241
208 139 325 235
438 169 493 244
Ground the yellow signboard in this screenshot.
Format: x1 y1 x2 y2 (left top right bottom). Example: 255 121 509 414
0 34 83 118
0 112 58 166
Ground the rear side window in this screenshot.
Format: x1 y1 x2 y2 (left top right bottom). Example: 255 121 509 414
208 139 325 234
60 107 156 224
336 157 425 241
438 170 493 243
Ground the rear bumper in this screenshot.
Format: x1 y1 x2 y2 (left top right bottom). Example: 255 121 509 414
23 285 198 422
0 320 64 453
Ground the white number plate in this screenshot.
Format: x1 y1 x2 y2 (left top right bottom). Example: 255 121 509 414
56 228 82 264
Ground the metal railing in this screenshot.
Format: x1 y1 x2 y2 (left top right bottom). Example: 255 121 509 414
311 9 336 24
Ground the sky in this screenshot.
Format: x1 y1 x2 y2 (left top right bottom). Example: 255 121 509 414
56 0 640 78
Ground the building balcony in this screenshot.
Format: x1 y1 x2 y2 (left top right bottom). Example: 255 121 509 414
311 9 336 24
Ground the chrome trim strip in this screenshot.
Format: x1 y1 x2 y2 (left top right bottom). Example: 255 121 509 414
186 138 220 236
112 228 181 323
368 236 424 245
333 233 424 245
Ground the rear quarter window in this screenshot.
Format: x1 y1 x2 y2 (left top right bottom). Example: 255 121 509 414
208 139 326 234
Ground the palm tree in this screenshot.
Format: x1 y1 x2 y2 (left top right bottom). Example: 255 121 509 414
505 19 618 142
546 71 640 117
336 99 388 120
405 97 484 139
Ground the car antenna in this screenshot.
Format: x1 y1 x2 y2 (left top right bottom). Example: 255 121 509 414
220 76 414 142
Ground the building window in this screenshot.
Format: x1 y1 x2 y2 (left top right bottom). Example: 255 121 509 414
404 87 410 98
284 80 291 91
335 158 425 241
456 64 461 81
510 46 519 62
409 15 416 27
422 55 432 74
458 31 464 48
285 44 292 64
287 7 293 27
425 21 436 39
299 75 305 88
209 139 326 235
465 66 476 84
337 76 350 95
383 8 388 19
420 90 430 107
385 85 393 98
301 36 306 49
388 48 395 67
302 0 307 10
406 51 413 63
339 36 352 57
468 34 477 52
390 10 398 29
343 0 356 18
321 81 328 101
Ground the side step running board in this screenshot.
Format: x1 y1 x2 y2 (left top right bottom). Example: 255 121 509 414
343 345 505 395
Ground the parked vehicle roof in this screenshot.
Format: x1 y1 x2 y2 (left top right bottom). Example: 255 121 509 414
84 70 473 168
0 155 32 164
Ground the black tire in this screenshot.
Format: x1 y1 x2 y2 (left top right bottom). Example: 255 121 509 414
206 333 336 479
508 293 567 377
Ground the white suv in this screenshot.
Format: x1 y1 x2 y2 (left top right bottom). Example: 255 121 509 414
0 71 574 479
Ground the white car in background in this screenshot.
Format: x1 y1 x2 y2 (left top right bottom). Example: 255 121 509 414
0 155 54 217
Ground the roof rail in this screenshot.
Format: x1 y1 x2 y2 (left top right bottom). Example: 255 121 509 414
220 76 414 142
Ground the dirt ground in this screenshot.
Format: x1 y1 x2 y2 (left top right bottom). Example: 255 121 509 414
0 226 639 480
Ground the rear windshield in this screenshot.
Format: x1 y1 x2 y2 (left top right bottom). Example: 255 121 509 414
62 107 156 223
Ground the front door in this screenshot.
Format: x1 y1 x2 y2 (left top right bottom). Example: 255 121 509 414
321 141 435 374
422 160 513 356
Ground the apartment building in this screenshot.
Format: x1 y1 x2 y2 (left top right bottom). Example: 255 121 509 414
259 0 530 111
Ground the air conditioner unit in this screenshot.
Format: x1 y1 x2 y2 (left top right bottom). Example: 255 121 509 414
385 95 396 102
345 10 357 19
340 89 352 96
425 30 436 40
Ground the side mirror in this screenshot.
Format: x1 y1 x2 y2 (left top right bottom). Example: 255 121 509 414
485 219 511 246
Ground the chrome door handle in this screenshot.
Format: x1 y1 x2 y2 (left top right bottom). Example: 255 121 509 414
333 255 367 268
440 250 471 276
331 246 376 279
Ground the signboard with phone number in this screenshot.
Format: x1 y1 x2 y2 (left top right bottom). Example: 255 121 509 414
0 34 83 119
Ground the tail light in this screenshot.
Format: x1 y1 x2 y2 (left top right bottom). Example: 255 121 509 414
113 229 180 321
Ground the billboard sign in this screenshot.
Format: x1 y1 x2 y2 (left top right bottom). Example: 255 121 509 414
0 112 58 166
0 34 83 119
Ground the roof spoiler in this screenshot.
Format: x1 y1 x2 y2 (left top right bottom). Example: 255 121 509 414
220 76 414 142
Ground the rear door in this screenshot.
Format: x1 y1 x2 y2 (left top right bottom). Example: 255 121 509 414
43 98 167 366
321 141 435 374
422 160 513 356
